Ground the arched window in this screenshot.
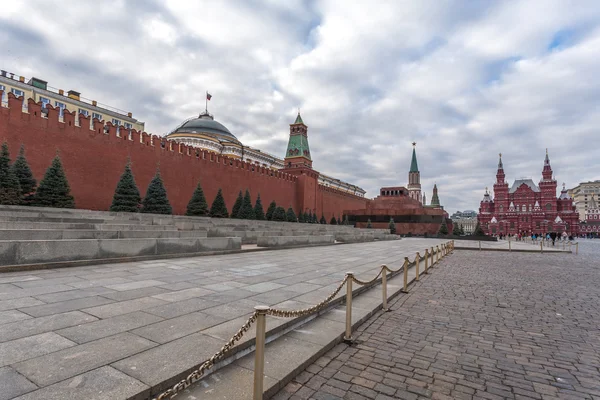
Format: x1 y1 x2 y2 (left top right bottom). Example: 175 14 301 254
499 205 504 213
522 205 526 212
545 203 552 211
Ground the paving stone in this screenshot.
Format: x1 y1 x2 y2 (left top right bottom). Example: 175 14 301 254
13 332 156 386
143 297 220 318
100 285 171 301
131 311 226 343
18 296 114 318
0 309 32 324
0 285 79 301
0 332 75 367
0 367 38 400
83 296 168 318
11 366 149 400
32 287 116 303
111 332 225 386
106 279 167 291
202 299 258 320
56 311 164 343
150 287 215 302
0 311 97 343
0 297 45 312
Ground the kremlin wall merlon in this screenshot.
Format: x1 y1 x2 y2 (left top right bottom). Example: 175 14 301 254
0 93 367 218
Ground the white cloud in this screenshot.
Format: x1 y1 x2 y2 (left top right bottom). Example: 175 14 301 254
1 0 599 213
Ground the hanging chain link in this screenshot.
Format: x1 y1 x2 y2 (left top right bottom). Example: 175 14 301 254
267 275 349 318
153 311 258 400
352 267 384 286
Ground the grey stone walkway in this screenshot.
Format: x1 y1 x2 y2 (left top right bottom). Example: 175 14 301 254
0 239 446 400
275 241 599 400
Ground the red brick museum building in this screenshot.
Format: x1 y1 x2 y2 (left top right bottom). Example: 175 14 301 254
478 152 579 236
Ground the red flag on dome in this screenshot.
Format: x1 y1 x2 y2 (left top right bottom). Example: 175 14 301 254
206 93 212 101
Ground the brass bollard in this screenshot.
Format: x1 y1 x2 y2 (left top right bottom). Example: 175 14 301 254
576 242 579 255
253 305 270 400
508 239 511 252
436 245 440 263
382 266 388 311
479 240 481 251
430 246 434 266
540 241 543 253
424 249 429 274
402 258 409 292
415 252 420 281
344 273 353 342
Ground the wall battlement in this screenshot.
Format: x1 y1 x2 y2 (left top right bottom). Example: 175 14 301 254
0 91 366 217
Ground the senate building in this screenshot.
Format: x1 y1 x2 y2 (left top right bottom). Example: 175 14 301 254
478 151 579 236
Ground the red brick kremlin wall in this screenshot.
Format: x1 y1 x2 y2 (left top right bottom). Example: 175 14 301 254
0 93 367 217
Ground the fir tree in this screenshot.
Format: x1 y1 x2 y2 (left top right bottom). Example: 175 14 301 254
303 212 310 223
307 211 313 223
13 144 36 200
460 224 465 235
298 211 305 223
312 213 318 224
239 189 255 219
32 155 74 208
185 181 209 216
320 215 326 224
366 219 372 229
110 161 141 212
452 222 461 236
209 188 229 218
272 206 286 221
330 216 337 225
231 190 243 219
388 218 396 234
286 206 297 222
253 193 265 220
438 219 449 236
266 200 277 220
0 142 21 205
474 222 485 236
141 170 172 214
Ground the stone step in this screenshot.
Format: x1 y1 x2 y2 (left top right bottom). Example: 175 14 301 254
0 229 208 241
0 237 241 267
257 235 335 248
0 222 177 231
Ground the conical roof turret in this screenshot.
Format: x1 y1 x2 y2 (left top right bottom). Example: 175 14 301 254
410 142 419 173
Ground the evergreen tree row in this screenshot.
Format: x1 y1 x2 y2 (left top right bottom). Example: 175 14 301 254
0 142 74 208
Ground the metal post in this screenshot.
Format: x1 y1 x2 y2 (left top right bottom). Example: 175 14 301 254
253 305 270 400
436 246 440 263
576 242 579 255
402 258 409 292
424 249 429 274
540 241 543 253
508 239 511 252
479 240 481 251
430 247 434 266
344 273 353 342
415 252 420 281
381 266 388 311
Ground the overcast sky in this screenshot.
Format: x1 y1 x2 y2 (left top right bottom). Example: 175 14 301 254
2 1 599 213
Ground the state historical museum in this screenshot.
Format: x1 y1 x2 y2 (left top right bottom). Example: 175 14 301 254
478 151 579 236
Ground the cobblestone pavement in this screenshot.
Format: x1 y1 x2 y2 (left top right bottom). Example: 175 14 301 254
275 240 600 400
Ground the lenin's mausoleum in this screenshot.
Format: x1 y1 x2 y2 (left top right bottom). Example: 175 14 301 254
0 76 450 235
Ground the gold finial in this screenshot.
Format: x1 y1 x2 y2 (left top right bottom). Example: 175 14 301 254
546 148 548 155
499 152 502 158
485 186 488 193
412 141 416 147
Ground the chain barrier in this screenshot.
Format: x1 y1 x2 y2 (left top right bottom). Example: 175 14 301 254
268 275 349 318
153 312 258 400
153 241 453 400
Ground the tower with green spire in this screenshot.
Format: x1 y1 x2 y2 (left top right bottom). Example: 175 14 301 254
407 142 422 203
284 111 312 169
430 183 441 208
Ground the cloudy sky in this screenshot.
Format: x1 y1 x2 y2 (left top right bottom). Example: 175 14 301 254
1 0 599 212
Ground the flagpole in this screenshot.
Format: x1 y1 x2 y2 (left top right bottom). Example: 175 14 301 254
205 91 208 113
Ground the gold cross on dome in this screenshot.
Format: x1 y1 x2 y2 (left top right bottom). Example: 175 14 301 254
499 153 502 158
